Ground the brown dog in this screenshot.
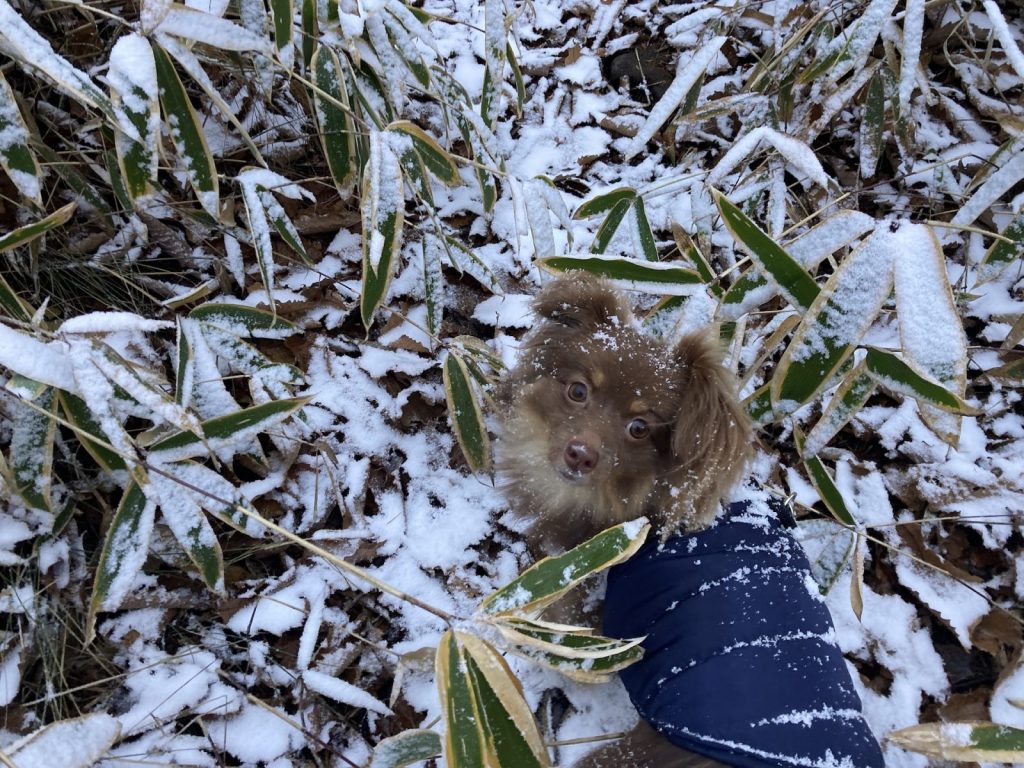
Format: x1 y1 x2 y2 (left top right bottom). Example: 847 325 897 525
495 271 752 767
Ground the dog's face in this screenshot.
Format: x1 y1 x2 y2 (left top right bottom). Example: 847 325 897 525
496 272 751 552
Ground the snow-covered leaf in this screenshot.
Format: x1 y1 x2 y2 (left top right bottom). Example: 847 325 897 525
0 71 40 204
864 348 977 415
443 351 490 474
539 255 701 294
360 131 406 328
798 519 855 595
152 42 219 218
312 45 356 192
189 303 298 336
480 518 650 617
951 143 1024 229
149 468 225 592
889 722 1024 762
978 214 1024 284
388 121 460 185
58 392 128 473
804 359 876 456
152 4 275 55
369 729 442 768
269 0 294 69
9 386 56 513
108 34 159 203
6 713 121 768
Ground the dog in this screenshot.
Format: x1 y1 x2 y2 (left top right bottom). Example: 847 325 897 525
495 270 752 556
494 271 751 767
493 272 884 768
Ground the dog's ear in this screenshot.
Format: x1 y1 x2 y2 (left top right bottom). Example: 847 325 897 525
663 332 752 530
533 271 630 329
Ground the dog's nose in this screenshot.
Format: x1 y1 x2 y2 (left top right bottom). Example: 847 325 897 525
564 440 599 473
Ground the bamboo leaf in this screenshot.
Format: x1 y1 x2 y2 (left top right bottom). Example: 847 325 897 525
423 235 444 340
58 391 128 473
888 722 1024 762
443 352 490 474
437 631 486 768
480 519 650 616
743 383 773 426
88 480 156 641
795 426 856 526
150 468 225 592
152 42 219 218
388 120 460 185
493 619 644 682
369 730 442 768
772 227 895 413
150 396 310 457
573 187 637 219
631 197 658 262
978 214 1024 283
798 519 855 596
860 72 885 178
538 256 701 294
360 132 406 329
0 202 77 253
108 34 160 203
714 189 819 312
803 360 877 457
6 714 121 768
9 386 56 513
0 71 41 205
0 272 32 322
864 348 978 414
312 45 356 192
459 632 550 767
591 198 632 254
269 0 294 68
189 303 297 336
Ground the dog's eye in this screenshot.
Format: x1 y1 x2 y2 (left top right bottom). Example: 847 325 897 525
626 418 649 440
566 381 588 402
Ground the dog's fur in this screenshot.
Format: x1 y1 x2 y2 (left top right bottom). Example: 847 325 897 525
495 272 752 767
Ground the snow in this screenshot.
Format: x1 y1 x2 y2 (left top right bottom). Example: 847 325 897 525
6 714 121 768
153 5 274 55
302 669 393 715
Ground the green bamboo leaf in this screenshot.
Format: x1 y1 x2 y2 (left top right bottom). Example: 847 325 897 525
0 272 32 322
864 348 977 414
713 189 819 312
150 469 224 592
301 0 317 71
189 303 297 336
889 722 1024 763
369 730 442 768
269 0 294 68
261 190 312 265
57 391 128 473
482 0 507 126
150 396 310 456
803 359 876 457
480 519 650 616
631 197 658 261
87 480 156 641
387 121 460 185
443 352 490 474
152 43 219 218
175 318 192 408
794 427 855 526
493 620 644 682
312 45 356 192
10 386 56 513
437 631 486 768
360 132 406 329
108 34 159 203
0 202 77 254
0 72 41 205
978 215 1024 283
591 198 632 254
573 187 637 219
671 225 718 287
772 227 894 412
798 519 855 595
507 42 525 117
859 73 885 178
423 235 444 340
538 256 701 294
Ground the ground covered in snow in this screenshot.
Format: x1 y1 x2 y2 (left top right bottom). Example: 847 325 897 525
0 0 1023 766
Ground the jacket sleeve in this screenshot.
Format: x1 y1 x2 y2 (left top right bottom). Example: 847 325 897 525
603 500 885 768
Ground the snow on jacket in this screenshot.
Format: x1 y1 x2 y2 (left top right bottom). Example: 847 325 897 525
603 499 884 768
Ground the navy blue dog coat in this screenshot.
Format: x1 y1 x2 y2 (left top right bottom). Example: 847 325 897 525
603 500 884 768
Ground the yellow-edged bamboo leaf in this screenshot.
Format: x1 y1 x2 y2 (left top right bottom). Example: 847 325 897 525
443 352 490 474
436 631 486 768
0 272 32 322
312 45 356 192
480 519 650 616
798 519 855 596
108 34 159 203
772 227 895 413
10 386 56 513
888 722 1024 762
864 348 977 414
388 121 460 185
459 632 550 767
985 355 1024 381
978 215 1024 283
6 713 121 768
493 620 644 682
360 132 406 329
539 256 701 294
150 396 310 456
152 42 219 218
794 426 855 526
803 359 877 457
591 197 632 254
713 189 819 312
369 729 442 768
58 391 128 473
0 72 40 205
743 382 773 426
87 480 156 640
0 201 77 254
189 303 297 336
573 187 637 220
